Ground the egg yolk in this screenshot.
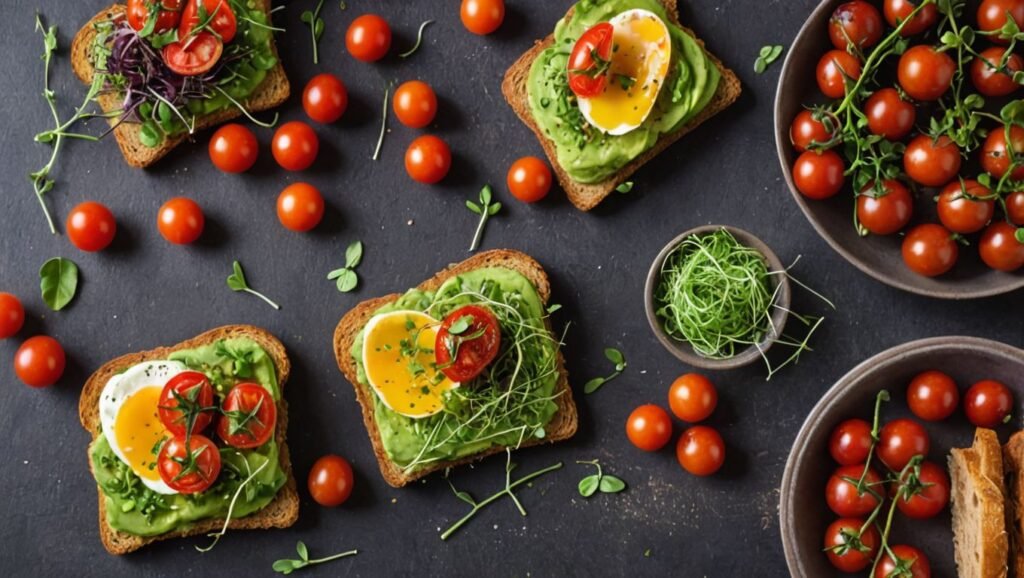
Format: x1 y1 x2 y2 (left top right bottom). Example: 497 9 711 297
113 386 168 482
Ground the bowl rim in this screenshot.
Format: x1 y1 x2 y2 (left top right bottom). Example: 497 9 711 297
643 224 792 370
778 335 1024 577
772 0 1024 300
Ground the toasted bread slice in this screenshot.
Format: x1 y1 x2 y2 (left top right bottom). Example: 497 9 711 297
69 2 289 168
501 0 741 211
949 428 1009 578
1003 432 1024 578
79 325 299 555
333 249 578 488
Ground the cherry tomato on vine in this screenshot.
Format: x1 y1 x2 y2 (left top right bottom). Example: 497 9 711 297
1007 191 1024 225
829 419 873 466
978 0 1024 45
158 371 215 436
790 109 835 152
217 383 277 448
894 460 950 519
157 434 221 494
668 373 718 423
567 23 615 98
676 426 725 476
626 404 672 452
793 150 844 200
907 370 959 421
829 2 883 50
14 335 65 388
277 183 324 233
904 135 961 187
461 0 505 35
67 201 117 252
898 45 955 101
864 88 915 140
272 121 319 171
857 179 913 235
874 545 931 578
434 305 501 382
392 80 437 129
937 180 995 234
157 197 205 245
826 464 882 517
162 32 223 76
972 46 1023 97
902 224 959 277
981 125 1024 180
964 379 1013 427
980 221 1024 272
209 124 258 173
884 0 939 36
878 418 930 471
179 0 236 43
346 14 391 62
825 518 880 573
507 156 552 203
0 293 24 340
405 135 452 184
127 0 183 34
817 50 862 99
308 454 354 507
303 73 348 124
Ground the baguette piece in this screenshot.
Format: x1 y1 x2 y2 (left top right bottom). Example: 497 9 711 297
949 428 1009 578
333 249 578 488
1003 432 1024 578
79 325 299 555
501 0 741 211
69 2 290 168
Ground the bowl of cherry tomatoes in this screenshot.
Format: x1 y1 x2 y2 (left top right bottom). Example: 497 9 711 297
775 0 1024 298
780 335 1024 577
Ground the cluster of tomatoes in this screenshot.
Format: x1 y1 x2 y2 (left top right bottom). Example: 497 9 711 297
790 0 1024 277
823 370 1013 575
624 374 726 476
127 0 239 77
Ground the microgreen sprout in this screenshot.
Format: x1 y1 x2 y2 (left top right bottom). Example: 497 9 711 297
327 241 364 293
576 460 626 497
373 84 391 160
583 348 626 394
272 541 358 574
300 0 326 64
400 20 434 58
227 261 280 310
196 457 270 552
615 181 634 193
754 44 784 73
466 185 502 252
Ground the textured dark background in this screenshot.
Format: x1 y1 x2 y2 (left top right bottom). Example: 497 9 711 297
0 0 1021 576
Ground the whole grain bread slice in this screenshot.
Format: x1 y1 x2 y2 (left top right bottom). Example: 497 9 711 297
79 325 299 555
501 0 741 211
949 428 1009 578
69 2 290 168
1003 432 1024 578
332 249 578 488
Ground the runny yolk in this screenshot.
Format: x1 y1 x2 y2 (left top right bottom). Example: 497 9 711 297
113 386 168 482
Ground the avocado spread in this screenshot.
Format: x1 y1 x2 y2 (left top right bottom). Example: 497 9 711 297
526 0 720 183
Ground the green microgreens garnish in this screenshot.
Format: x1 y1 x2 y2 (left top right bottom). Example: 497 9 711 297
615 181 634 194
576 459 626 497
466 185 502 252
212 86 279 129
272 541 358 574
437 314 487 371
327 241 364 293
583 348 626 394
615 73 637 91
39 257 79 311
373 84 391 160
570 48 612 79
399 20 434 58
196 456 271 553
754 44 784 73
300 0 326 64
227 261 281 310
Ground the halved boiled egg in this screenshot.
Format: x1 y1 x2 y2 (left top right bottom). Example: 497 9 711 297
578 9 672 135
362 310 459 418
99 360 188 494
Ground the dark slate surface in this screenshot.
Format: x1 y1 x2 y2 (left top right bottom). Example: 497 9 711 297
0 0 1021 576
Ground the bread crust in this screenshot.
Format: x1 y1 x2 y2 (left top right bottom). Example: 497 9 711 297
950 428 1009 578
79 325 299 555
500 0 741 211
1003 432 1024 578
332 250 578 488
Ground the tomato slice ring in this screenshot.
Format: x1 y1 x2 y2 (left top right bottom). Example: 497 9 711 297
434 305 502 382
566 22 615 98
162 31 223 76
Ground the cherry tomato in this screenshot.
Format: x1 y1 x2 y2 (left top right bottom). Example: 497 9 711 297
276 183 324 233
66 201 117 252
972 46 1023 97
874 545 931 578
346 14 391 62
272 121 319 171
217 383 277 448
158 371 215 436
895 460 950 519
857 179 913 235
907 370 959 421
626 404 673 452
162 32 223 77
884 0 939 35
507 156 552 203
902 224 958 277
1007 191 1024 225
14 335 65 388
864 88 915 140
179 0 236 43
567 23 615 98
667 373 718 423
405 135 451 184
157 197 205 245
392 80 437 129
817 50 862 99
434 305 501 382
826 464 882 517
676 426 725 476
790 109 835 152
461 0 505 35
127 0 183 34
829 418 873 466
308 454 354 507
793 149 844 200
937 179 995 234
829 2 883 49
980 221 1024 271
904 135 960 187
303 73 348 124
825 518 880 573
208 123 258 173
0 293 25 339
157 433 221 494
981 125 1024 180
878 418 930 471
898 45 955 101
978 0 1024 45
964 379 1013 427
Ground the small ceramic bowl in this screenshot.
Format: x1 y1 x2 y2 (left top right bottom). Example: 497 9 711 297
643 225 791 370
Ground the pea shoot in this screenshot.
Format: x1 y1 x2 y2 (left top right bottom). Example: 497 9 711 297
327 241 364 293
300 0 326 64
583 348 626 394
576 460 626 497
272 541 358 574
754 44 784 73
227 261 281 310
466 185 502 252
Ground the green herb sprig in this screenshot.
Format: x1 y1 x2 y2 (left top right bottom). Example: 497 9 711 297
227 261 280 310
327 241 364 293
400 20 434 58
583 348 626 394
467 185 502 252
272 541 358 574
754 45 784 73
196 457 270 552
576 460 626 497
300 0 326 64
40 257 79 311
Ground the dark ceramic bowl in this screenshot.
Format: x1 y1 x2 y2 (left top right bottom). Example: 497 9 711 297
774 0 1024 299
780 336 1024 577
643 225 791 370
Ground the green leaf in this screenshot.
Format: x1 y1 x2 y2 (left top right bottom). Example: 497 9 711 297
546 304 562 314
335 269 358 293
583 377 606 394
466 200 482 214
39 257 79 311
448 315 474 335
480 185 493 206
604 348 625 366
759 45 772 58
327 268 346 280
754 57 767 74
300 10 314 23
272 559 303 574
314 18 325 40
599 475 626 493
615 181 634 193
227 261 248 291
345 241 364 268
296 541 309 561
487 202 502 216
767 45 784 63
139 122 162 148
534 426 546 439
1017 228 1024 244
1002 100 1024 127
454 490 476 506
578 474 600 497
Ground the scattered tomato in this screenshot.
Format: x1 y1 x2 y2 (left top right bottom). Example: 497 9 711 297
567 23 616 98
978 0 1024 45
904 135 961 187
66 201 117 252
894 460 950 519
857 179 913 235
127 0 183 34
434 305 501 382
158 371 215 436
826 464 882 517
162 32 223 77
829 419 874 466
864 88 915 140
0 293 25 339
980 222 1024 271
507 156 552 203
461 0 505 35
676 425 725 476
14 335 65 388
898 45 955 101
981 125 1024 180
907 370 959 421
667 373 718 423
276 183 325 233
790 109 835 152
825 518 880 573
346 14 391 62
272 121 319 171
157 433 221 494
902 223 958 277
964 379 1013 427
393 80 437 129
217 383 277 448
937 180 994 234
883 0 939 35
816 50 862 99
405 135 452 184
972 46 1023 97
626 404 672 452
793 150 844 200
308 454 355 507
878 418 930 471
874 545 931 578
303 73 348 124
209 124 258 173
157 197 205 245
829 2 883 50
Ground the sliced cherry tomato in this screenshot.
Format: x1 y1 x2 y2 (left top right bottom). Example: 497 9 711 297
668 373 718 423
793 149 845 199
14 335 65 388
874 545 931 578
179 0 236 44
346 14 391 62
209 123 258 174
829 2 883 49
626 404 672 452
857 179 913 235
217 383 277 448
157 433 221 493
272 121 319 171
980 221 1024 272
1007 191 1024 225
790 109 836 152
972 46 1023 97
405 135 451 184
894 460 950 519
676 425 725 476
907 370 959 421
303 73 349 124
461 0 505 35
507 156 552 203
392 80 437 129
964 379 1013 427
829 419 873 466
276 183 324 233
878 418 930 471
434 305 501 382
157 197 204 245
567 22 615 98
978 0 1024 45
67 201 117 252
937 179 995 234
162 32 223 77
898 45 955 101
826 464 882 517
981 125 1024 180
904 135 961 187
884 0 939 35
865 88 915 140
0 293 25 339
825 518 880 573
902 224 958 277
308 454 354 507
158 371 215 436
817 50 862 99
127 0 183 34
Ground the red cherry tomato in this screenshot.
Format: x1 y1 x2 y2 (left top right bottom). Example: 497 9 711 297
878 418 930 471
817 50 862 99
793 149 845 200
829 419 873 466
857 179 913 235
980 222 1024 272
1007 191 1024 225
981 125 1024 180
209 124 258 174
902 224 959 277
346 14 391 62
895 460 950 519
937 179 995 234
0 293 25 339
626 404 672 452
405 135 452 184
978 0 1024 45
829 2 883 49
157 433 221 493
434 305 502 382
667 373 718 423
826 464 882 517
127 0 183 34
162 32 223 76
461 0 505 35
904 135 961 187
898 45 955 101
308 454 354 507
864 88 915 140
874 545 931 578
179 0 236 43
272 121 319 171
964 379 1014 427
303 73 349 124
157 197 205 245
825 518 880 573
66 201 117 252
790 109 836 152
676 426 726 476
158 371 215 436
507 156 552 203
392 80 437 129
907 370 959 421
972 46 1023 97
276 183 324 233
14 335 65 388
567 23 615 98
884 0 939 35
217 383 277 449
